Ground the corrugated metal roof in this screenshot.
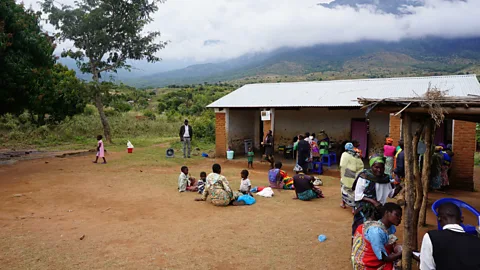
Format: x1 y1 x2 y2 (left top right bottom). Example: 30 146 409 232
207 75 480 108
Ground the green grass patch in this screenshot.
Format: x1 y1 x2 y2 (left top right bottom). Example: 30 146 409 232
113 139 214 167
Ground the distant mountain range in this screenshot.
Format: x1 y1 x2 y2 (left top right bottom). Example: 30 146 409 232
319 0 425 14
123 37 480 88
81 0 479 88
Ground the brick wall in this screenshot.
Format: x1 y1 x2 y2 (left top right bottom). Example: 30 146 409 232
389 114 402 144
451 120 476 191
215 113 227 157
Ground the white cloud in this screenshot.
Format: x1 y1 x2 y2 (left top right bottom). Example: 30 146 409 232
19 0 480 63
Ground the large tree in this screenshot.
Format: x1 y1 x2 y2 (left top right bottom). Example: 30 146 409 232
0 0 56 115
41 0 167 142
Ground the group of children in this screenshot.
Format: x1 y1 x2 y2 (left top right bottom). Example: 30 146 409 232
178 166 252 196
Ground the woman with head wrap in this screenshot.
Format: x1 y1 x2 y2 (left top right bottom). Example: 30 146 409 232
430 146 444 190
340 142 364 210
383 138 396 176
351 155 402 237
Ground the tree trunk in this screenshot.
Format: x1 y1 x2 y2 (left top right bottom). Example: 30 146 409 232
94 92 112 143
402 113 414 270
412 122 425 250
91 70 112 144
419 120 435 226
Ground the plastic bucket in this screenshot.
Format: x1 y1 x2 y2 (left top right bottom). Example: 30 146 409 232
226 150 234 160
127 148 133 153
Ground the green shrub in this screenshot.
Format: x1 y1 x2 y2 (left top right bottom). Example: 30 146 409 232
83 104 97 115
104 107 118 117
0 114 20 130
111 100 132 112
143 110 156 120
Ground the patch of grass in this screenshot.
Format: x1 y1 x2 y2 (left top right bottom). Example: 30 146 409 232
0 111 216 151
475 152 480 166
113 139 215 167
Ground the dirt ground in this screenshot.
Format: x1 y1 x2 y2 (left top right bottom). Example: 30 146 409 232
0 147 479 270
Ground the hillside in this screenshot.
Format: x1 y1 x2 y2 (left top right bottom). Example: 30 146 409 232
125 37 480 88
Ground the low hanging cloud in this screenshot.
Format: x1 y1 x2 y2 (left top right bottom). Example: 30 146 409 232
20 0 480 62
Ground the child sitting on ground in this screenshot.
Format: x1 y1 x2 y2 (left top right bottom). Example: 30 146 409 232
247 147 254 169
239 170 252 196
197 172 207 194
178 166 197 192
93 135 107 164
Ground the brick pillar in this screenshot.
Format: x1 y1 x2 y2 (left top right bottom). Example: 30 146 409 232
389 114 402 144
451 120 476 191
215 112 227 158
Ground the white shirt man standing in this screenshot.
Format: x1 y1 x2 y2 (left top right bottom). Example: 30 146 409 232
179 119 193 158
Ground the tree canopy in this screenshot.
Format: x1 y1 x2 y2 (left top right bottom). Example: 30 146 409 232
30 63 88 124
42 0 167 77
42 0 168 142
0 0 56 115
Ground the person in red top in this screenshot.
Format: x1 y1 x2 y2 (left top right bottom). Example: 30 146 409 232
384 138 396 177
352 203 403 270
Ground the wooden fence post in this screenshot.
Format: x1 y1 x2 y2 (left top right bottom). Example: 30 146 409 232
412 122 425 250
419 119 435 226
402 113 414 270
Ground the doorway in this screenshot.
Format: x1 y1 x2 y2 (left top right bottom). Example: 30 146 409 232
351 119 368 158
259 115 264 152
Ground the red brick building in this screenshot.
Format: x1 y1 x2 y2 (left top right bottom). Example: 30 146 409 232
208 75 480 190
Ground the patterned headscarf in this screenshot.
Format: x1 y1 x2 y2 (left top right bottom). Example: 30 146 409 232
345 142 354 151
345 142 359 157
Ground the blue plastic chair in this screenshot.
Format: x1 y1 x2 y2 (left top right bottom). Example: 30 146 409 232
431 198 480 235
329 152 337 164
311 161 323 175
321 152 337 167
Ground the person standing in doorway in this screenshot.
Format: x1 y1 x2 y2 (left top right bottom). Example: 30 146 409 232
179 119 193 158
262 130 274 169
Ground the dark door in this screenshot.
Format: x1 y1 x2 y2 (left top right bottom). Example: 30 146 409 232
259 114 264 152
351 119 368 158
434 122 445 145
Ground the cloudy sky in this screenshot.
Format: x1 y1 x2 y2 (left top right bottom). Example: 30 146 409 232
20 0 480 66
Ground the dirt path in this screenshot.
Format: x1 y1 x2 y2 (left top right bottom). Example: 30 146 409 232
0 148 478 269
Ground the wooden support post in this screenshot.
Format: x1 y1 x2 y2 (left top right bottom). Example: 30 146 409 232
412 122 424 250
402 113 414 270
419 120 435 226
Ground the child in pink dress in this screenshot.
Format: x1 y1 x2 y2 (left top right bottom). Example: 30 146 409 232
93 135 107 164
